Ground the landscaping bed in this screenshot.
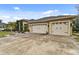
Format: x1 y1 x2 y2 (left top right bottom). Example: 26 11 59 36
0 31 12 38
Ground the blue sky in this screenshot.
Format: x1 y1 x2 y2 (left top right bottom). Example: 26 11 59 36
0 4 77 23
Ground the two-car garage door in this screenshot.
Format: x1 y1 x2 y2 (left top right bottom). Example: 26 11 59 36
31 24 48 33
30 22 70 35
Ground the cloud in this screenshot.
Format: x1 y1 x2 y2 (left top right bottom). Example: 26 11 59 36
0 16 11 23
13 7 20 10
0 16 10 19
62 13 76 15
2 16 10 18
43 10 59 15
42 10 59 17
13 16 28 20
13 17 22 19
43 10 54 15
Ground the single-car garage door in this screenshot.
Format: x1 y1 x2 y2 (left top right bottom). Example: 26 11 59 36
51 22 68 35
31 24 48 33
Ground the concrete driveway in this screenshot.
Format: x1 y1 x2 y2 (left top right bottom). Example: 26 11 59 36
0 33 79 55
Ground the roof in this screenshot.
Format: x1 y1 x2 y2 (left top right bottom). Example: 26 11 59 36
28 15 76 23
17 19 28 22
16 15 77 23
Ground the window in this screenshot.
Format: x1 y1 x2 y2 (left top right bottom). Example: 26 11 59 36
63 22 68 25
56 22 58 24
60 22 62 24
52 23 54 24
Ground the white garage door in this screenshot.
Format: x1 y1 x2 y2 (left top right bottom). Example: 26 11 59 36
51 22 68 35
32 24 48 33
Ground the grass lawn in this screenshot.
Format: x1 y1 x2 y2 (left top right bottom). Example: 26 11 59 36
0 31 12 38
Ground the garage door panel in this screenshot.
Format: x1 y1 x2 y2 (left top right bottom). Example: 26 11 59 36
32 24 48 33
51 22 68 35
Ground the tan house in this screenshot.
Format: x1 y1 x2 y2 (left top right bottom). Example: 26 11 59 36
28 15 76 36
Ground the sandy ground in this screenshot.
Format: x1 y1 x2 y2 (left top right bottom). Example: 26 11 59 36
0 33 79 55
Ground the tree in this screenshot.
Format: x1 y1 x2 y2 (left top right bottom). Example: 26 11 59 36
73 18 79 32
73 5 79 32
6 22 16 31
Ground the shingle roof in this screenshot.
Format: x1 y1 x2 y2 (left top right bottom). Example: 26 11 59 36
28 15 76 23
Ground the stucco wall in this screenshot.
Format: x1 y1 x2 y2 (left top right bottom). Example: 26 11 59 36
28 19 73 36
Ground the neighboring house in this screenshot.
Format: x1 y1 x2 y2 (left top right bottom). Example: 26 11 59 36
16 15 76 36
0 20 6 31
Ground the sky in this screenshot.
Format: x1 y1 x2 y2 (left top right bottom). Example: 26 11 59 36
0 4 77 23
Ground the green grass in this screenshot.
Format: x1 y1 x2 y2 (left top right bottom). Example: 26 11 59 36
0 31 12 38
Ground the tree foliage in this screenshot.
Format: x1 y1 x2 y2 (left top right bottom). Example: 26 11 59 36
73 5 79 32
73 17 79 32
6 22 16 31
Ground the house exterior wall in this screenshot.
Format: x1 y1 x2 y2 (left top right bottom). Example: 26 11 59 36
22 21 28 31
18 21 20 31
29 18 73 36
16 16 75 36
16 20 28 32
